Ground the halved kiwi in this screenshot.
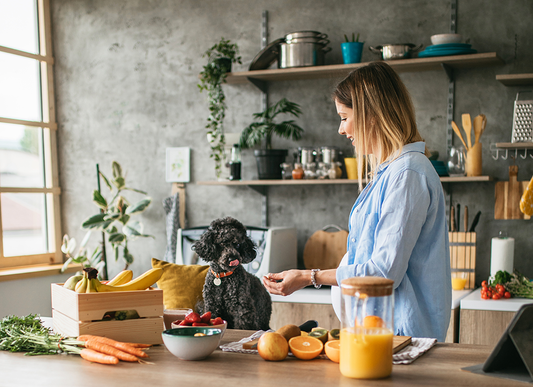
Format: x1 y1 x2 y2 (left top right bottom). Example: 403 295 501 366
309 328 328 344
328 328 340 341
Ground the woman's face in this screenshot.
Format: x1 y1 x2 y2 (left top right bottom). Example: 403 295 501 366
335 99 356 146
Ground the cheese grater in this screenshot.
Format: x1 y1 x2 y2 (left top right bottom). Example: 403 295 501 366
511 91 533 143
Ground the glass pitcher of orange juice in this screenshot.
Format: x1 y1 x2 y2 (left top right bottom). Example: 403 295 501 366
340 277 394 379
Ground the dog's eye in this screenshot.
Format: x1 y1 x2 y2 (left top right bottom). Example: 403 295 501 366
236 243 241 249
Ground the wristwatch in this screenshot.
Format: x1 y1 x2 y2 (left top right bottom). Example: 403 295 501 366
311 269 321 289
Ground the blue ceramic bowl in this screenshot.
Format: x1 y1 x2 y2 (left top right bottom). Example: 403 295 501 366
162 327 222 361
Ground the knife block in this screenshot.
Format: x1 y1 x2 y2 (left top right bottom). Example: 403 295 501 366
449 232 476 289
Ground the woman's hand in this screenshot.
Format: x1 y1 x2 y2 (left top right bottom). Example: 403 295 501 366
262 270 311 296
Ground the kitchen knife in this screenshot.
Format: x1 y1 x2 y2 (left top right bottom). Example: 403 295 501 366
450 206 456 232
469 211 481 232
242 320 318 349
464 206 468 233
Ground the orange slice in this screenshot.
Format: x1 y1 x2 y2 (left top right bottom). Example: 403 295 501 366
363 315 384 328
324 340 340 363
288 336 323 360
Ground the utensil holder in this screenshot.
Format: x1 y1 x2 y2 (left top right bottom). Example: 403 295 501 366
465 142 482 176
449 232 476 289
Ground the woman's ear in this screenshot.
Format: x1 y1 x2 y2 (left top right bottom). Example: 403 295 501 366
240 237 257 264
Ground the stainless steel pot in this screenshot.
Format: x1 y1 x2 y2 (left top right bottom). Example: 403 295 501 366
279 31 331 68
369 43 423 60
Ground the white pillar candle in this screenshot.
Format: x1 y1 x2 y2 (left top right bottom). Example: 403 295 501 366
490 237 515 277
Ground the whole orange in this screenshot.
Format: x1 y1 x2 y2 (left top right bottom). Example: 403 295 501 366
257 332 288 361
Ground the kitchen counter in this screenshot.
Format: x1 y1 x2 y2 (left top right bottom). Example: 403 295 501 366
0 329 525 386
461 288 533 311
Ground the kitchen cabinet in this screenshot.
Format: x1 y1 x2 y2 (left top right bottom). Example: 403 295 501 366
459 289 533 346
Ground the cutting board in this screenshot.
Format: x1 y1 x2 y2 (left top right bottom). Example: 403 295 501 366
243 335 412 354
303 226 348 270
495 165 531 220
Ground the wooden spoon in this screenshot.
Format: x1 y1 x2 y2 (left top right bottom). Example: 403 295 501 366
462 114 472 149
480 114 487 137
452 121 468 150
473 115 483 144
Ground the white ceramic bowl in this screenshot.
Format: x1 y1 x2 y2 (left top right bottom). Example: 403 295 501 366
171 320 228 339
162 327 222 361
431 34 462 45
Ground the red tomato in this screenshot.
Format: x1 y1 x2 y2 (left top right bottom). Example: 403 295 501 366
481 293 489 300
504 292 511 299
492 294 501 300
481 280 488 287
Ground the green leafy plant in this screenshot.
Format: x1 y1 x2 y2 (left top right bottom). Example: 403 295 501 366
239 98 304 150
60 232 104 276
80 161 153 270
198 37 242 178
344 33 360 42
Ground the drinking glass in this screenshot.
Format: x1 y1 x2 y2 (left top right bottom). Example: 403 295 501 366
447 146 466 177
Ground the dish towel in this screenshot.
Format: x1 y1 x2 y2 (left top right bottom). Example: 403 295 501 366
220 331 436 365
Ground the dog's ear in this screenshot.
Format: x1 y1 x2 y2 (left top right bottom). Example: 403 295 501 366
240 236 257 264
192 230 217 262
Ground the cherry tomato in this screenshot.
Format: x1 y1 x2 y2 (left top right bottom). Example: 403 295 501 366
504 292 511 299
481 281 488 287
481 293 489 300
492 294 501 300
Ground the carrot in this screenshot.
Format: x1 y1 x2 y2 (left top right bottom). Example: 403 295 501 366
124 343 152 348
84 338 140 362
80 348 119 365
77 335 148 358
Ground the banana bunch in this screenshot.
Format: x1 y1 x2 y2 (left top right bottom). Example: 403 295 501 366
63 267 162 293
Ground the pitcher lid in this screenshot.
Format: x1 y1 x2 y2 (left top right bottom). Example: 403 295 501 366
341 276 394 297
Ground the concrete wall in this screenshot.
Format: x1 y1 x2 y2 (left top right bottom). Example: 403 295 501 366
47 0 532 286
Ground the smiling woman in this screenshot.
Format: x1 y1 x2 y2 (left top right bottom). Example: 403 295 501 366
0 0 62 270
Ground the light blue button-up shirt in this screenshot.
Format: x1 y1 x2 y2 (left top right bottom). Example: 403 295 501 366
335 142 451 341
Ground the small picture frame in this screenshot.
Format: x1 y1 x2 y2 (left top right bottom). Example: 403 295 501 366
166 147 190 183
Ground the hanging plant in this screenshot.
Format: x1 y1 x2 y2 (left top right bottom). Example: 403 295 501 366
198 37 242 179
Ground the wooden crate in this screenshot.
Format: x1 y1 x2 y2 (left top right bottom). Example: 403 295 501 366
51 283 164 344
449 232 476 289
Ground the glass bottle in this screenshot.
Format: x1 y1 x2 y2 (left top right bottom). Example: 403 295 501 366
229 144 241 181
292 163 304 179
340 277 394 379
281 163 293 180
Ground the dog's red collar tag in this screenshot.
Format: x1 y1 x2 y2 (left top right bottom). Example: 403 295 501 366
211 269 234 286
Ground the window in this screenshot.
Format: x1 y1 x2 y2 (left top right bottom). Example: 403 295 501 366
0 0 62 269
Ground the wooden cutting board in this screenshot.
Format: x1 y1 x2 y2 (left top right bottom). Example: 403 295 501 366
303 226 348 270
243 335 412 353
495 165 531 220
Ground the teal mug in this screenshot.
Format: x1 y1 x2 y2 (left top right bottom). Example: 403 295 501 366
341 42 364 64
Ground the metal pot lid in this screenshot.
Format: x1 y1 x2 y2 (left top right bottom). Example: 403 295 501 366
285 30 328 41
377 43 418 48
249 38 284 71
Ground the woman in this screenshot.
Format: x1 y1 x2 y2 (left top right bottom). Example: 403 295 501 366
262 62 451 341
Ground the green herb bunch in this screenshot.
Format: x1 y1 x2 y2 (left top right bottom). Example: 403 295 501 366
198 38 242 179
344 33 360 42
490 270 533 298
0 314 81 356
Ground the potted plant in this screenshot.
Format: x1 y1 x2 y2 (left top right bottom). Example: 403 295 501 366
80 161 153 271
240 98 304 179
341 33 364 64
198 37 242 179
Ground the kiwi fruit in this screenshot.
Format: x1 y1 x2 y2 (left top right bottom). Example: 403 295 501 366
328 328 340 341
276 324 301 341
309 328 328 344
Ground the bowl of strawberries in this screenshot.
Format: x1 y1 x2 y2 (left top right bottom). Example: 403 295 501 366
171 311 227 338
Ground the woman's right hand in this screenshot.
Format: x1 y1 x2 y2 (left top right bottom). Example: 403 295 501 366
262 270 311 296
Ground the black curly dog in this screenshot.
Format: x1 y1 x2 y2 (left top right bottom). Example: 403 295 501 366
193 217 272 330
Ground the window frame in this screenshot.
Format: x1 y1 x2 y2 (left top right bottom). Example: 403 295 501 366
0 0 62 269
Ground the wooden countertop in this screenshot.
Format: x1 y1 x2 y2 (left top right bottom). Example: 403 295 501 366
0 329 524 386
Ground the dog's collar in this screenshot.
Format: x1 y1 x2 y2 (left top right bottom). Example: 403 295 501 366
210 268 234 279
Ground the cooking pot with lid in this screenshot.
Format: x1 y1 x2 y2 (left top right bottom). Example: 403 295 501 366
369 43 423 60
279 30 331 68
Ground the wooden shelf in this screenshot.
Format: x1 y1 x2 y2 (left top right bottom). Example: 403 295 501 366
197 176 492 186
225 53 504 84
496 73 533 86
495 142 533 149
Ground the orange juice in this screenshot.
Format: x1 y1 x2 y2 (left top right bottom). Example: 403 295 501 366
340 327 393 379
451 277 467 290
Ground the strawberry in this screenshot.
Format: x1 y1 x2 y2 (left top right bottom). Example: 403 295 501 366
192 322 209 326
212 317 224 325
200 311 212 324
179 320 191 326
184 312 201 324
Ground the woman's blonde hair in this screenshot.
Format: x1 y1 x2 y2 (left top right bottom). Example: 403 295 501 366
333 62 427 190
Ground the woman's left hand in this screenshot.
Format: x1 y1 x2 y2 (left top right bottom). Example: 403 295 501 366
262 270 310 296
